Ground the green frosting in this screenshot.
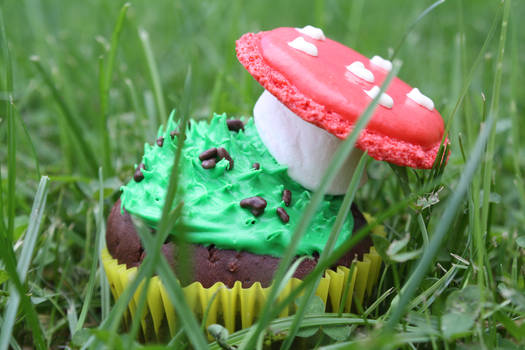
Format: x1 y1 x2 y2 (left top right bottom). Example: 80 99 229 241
120 113 354 257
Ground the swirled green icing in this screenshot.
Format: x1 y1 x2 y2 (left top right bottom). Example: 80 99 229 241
120 112 354 257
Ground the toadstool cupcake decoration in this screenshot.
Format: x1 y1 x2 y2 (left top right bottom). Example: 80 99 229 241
103 25 446 339
236 26 445 194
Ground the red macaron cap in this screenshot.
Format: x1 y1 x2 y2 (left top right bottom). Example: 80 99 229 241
236 27 447 169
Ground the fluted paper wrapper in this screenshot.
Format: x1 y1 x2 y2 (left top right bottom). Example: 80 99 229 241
102 243 382 341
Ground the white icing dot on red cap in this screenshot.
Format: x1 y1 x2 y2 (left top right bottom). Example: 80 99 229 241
346 61 374 83
370 55 393 71
407 88 434 111
295 25 326 41
287 37 318 56
365 86 394 109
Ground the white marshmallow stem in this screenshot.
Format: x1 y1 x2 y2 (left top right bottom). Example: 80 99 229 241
253 90 366 195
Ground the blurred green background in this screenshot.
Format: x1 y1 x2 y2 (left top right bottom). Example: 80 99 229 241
1 0 524 348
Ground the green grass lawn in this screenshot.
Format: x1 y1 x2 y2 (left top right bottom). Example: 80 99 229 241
1 0 524 348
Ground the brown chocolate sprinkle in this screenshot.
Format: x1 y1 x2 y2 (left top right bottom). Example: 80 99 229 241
199 147 218 161
226 119 245 132
252 162 260 170
156 136 164 147
217 147 234 170
240 196 267 217
170 130 179 139
201 158 216 169
133 163 146 182
276 207 289 223
282 189 292 207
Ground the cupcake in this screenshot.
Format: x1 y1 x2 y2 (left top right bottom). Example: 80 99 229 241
103 25 445 340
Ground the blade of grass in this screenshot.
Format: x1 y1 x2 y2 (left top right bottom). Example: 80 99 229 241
0 145 4 235
385 114 494 330
0 176 49 350
210 315 378 350
468 92 486 341
201 287 223 331
30 57 99 175
126 278 151 344
0 252 47 350
315 332 434 350
473 7 511 343
124 215 181 344
9 336 20 350
90 203 184 350
0 8 15 243
238 60 402 350
0 316 21 350
156 257 212 349
99 2 130 177
151 67 208 349
128 206 198 345
469 133 483 293
337 263 358 315
75 168 106 332
416 213 430 248
157 67 194 286
16 177 49 280
139 28 168 125
167 328 185 348
363 287 395 318
98 190 110 322
94 68 208 349
281 153 368 350
508 9 525 217
1 19 46 348
407 264 462 311
275 256 308 296
479 0 510 288
66 295 78 337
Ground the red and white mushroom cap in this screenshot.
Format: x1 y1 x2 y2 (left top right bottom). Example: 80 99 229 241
236 27 445 169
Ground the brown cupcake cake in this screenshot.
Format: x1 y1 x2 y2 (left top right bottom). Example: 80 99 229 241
106 198 372 288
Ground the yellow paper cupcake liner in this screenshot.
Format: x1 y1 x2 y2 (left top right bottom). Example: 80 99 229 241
102 244 382 341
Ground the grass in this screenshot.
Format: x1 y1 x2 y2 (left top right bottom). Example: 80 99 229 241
1 0 524 349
